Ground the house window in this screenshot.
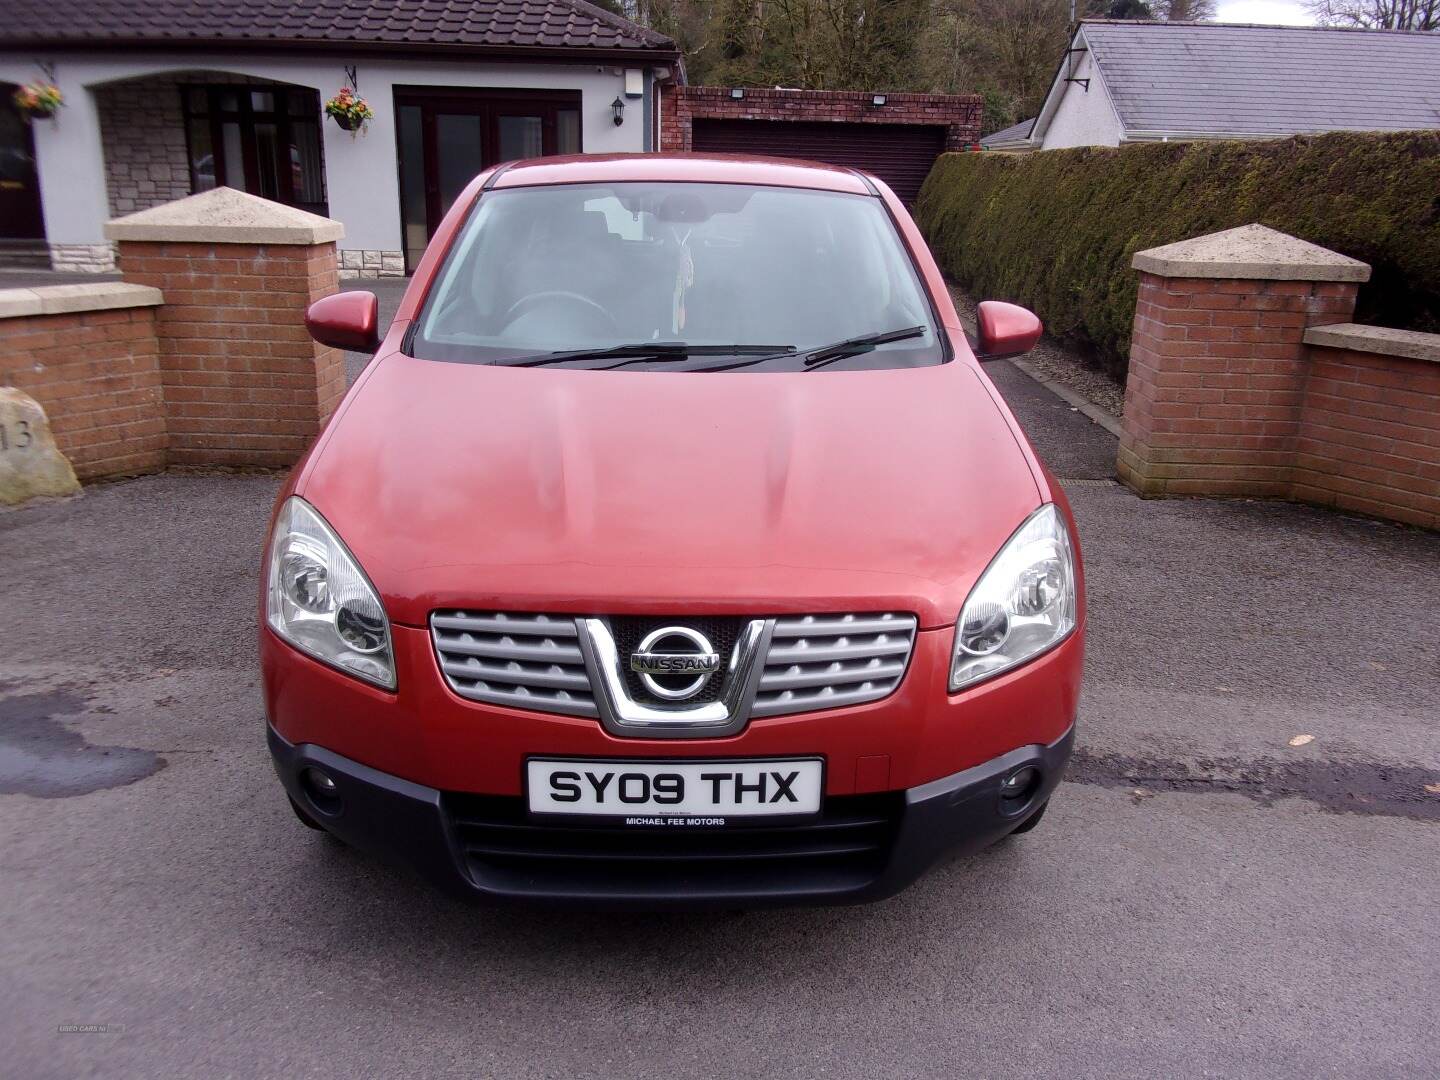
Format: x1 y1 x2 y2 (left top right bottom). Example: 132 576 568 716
181 85 328 216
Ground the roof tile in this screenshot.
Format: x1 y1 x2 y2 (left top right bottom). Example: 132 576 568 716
0 0 676 53
1080 21 1440 137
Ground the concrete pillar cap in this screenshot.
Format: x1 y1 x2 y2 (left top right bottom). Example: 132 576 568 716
104 187 344 245
0 282 163 319
1132 223 1370 283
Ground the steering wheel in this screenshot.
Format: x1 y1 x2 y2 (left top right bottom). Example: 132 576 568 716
503 291 618 334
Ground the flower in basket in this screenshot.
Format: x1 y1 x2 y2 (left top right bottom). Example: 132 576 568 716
13 82 63 120
325 86 374 135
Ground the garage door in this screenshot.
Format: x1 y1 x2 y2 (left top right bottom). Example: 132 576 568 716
691 119 947 204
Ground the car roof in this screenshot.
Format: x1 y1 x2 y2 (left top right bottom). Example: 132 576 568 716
490 153 876 195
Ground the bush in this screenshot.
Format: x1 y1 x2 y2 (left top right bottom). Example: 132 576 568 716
914 132 1440 378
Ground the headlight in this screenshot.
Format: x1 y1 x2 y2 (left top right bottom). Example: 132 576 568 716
266 497 396 689
950 503 1076 692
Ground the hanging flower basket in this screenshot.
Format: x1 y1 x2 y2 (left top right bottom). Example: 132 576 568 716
325 87 373 136
13 82 63 121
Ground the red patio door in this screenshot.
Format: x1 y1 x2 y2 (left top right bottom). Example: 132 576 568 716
394 88 581 272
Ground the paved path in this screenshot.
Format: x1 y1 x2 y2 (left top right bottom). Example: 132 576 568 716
2 338 1437 1079
341 277 408 384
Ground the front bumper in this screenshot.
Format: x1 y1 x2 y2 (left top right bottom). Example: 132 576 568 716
269 722 1074 909
263 622 1082 797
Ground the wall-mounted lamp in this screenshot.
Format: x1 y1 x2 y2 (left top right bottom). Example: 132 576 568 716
729 87 745 100
611 96 625 126
870 94 887 107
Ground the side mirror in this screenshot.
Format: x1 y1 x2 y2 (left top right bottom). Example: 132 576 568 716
305 291 380 353
975 300 1042 359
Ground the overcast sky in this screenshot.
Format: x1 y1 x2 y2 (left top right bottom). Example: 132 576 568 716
1213 0 1316 24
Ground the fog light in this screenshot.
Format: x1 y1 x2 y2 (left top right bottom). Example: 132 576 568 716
301 767 341 815
1001 766 1039 801
302 771 338 806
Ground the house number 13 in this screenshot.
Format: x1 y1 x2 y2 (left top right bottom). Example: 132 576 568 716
0 419 34 451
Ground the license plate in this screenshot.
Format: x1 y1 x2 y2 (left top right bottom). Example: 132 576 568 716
526 758 823 821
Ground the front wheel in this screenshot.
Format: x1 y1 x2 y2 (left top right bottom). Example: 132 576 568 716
1008 799 1048 836
288 795 325 831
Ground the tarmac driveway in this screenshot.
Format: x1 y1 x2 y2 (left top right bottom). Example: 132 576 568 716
2 310 1438 1078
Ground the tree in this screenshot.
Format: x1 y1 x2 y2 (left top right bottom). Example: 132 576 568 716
1151 0 1217 18
1101 0 1157 16
921 0 1074 126
619 1 728 83
1305 0 1440 28
659 0 932 90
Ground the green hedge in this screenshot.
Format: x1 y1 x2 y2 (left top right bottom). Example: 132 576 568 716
914 132 1440 378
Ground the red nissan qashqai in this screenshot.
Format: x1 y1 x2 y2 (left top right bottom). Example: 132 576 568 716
262 154 1083 908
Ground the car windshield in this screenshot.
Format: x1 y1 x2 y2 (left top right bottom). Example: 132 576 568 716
410 181 944 371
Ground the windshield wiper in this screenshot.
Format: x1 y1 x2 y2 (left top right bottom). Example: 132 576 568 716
801 325 928 370
498 326 925 372
494 342 686 368
693 326 928 373
494 342 793 369
596 344 795 370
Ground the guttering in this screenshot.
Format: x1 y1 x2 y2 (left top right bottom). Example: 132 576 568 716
651 60 684 152
1121 129 1364 143
0 37 683 66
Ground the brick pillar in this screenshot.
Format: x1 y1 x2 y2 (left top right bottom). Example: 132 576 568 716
659 81 690 152
104 187 346 468
1118 224 1368 498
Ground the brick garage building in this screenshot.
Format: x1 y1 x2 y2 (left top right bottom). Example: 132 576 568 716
661 86 982 203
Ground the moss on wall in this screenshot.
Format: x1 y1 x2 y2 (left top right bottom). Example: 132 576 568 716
914 132 1440 377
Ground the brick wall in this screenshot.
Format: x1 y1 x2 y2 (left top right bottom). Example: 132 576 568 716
2 189 350 484
117 239 346 468
0 302 165 480
659 85 982 153
1119 226 1440 530
1120 273 1358 498
1293 342 1440 529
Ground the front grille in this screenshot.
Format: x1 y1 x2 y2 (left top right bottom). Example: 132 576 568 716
609 615 747 707
431 609 920 724
753 613 918 718
430 611 596 717
446 791 903 897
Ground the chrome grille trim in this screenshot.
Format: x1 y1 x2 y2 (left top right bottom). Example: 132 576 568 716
577 617 772 739
752 613 918 718
431 610 919 725
430 611 596 717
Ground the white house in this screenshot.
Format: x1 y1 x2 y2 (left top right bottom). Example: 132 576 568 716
1014 20 1440 153
0 1 680 275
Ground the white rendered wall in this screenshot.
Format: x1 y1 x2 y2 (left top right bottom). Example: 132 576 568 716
0 50 649 252
1039 50 1123 151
